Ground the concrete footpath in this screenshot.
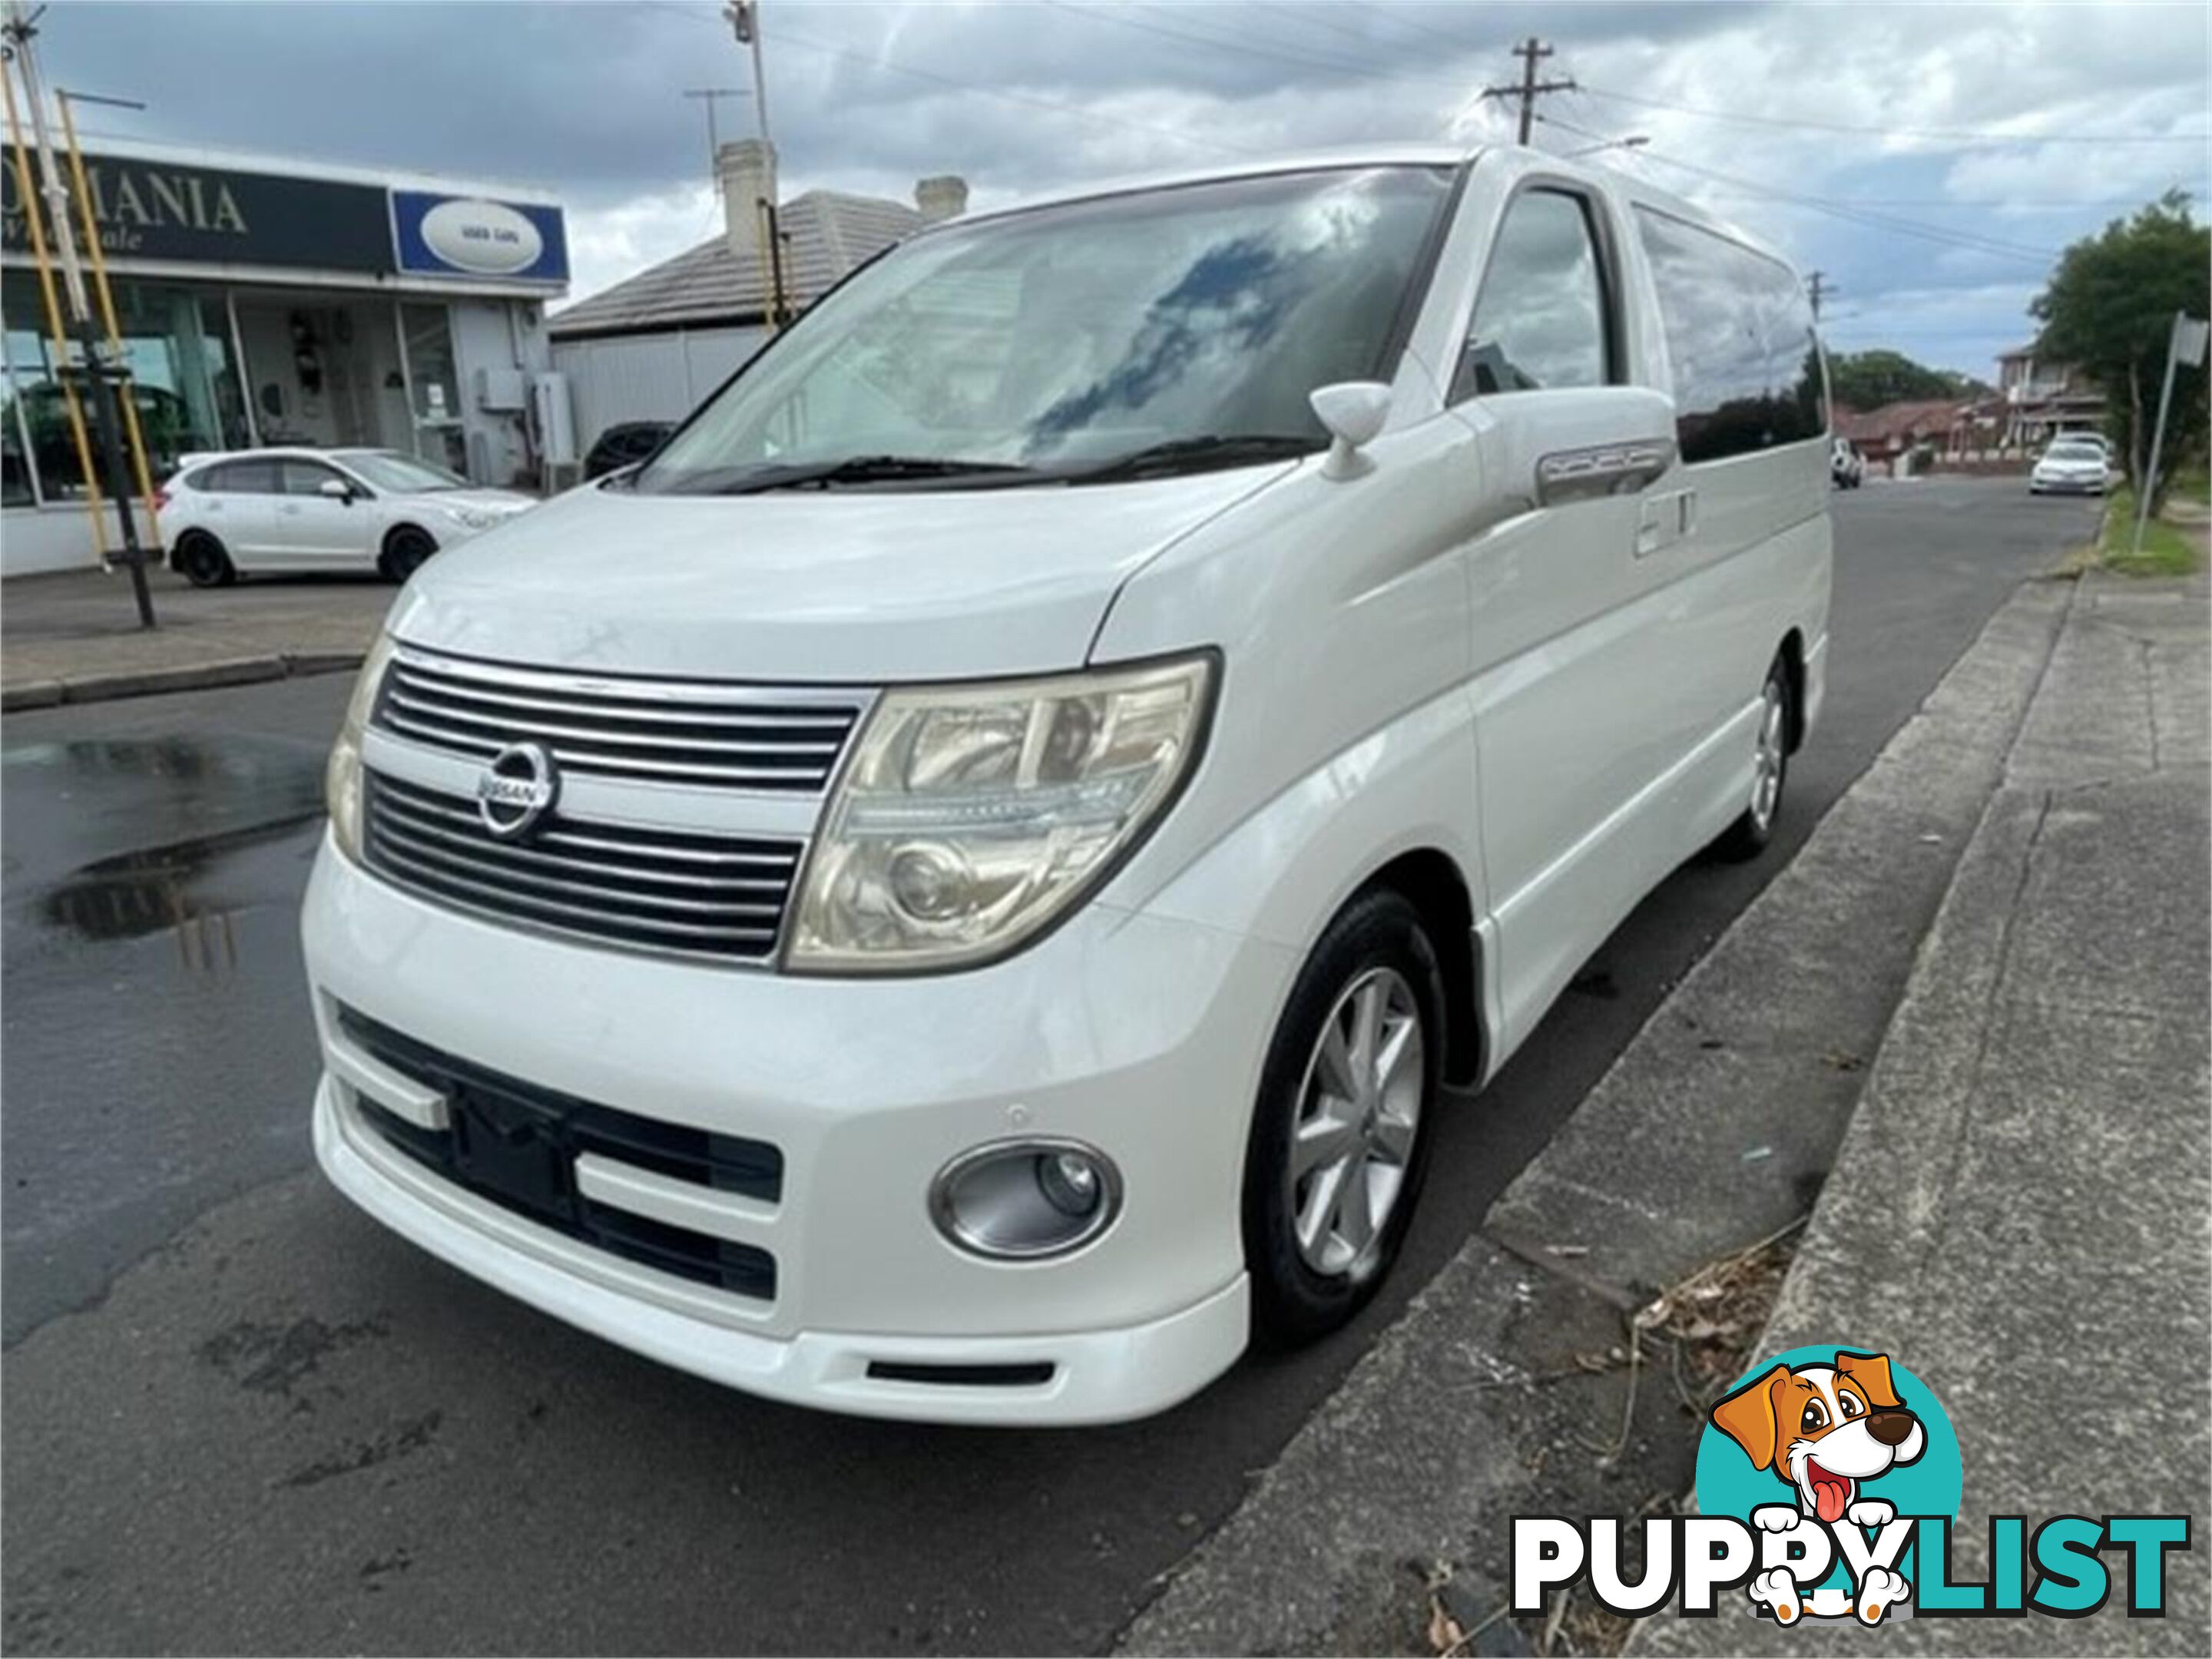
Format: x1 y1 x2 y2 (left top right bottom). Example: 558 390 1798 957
1637 568 2210 1656
1119 571 2207 1656
0 567 387 710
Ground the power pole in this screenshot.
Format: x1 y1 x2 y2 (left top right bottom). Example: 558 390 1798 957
724 1 788 330
1806 270 1836 323
2 0 155 627
682 87 745 176
726 1 770 149
1482 38 1576 147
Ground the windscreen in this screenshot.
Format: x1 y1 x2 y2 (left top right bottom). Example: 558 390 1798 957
634 165 1455 494
344 452 469 492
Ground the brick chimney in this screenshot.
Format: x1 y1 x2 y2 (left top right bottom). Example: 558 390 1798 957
914 175 969 224
718 139 777 264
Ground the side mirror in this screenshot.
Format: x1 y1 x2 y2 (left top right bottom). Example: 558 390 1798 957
318 478 354 503
1310 381 1391 481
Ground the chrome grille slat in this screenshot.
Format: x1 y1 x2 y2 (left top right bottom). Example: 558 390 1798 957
363 773 797 962
371 821 784 919
374 795 790 893
379 708 836 786
389 667 856 730
374 650 865 795
369 839 781 947
376 775 799 872
382 687 846 758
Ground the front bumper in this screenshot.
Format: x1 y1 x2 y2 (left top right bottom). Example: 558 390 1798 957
303 837 1293 1425
2031 474 2105 494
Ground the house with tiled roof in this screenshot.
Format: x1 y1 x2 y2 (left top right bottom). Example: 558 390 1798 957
1993 343 2106 449
1833 397 1971 474
548 141 964 451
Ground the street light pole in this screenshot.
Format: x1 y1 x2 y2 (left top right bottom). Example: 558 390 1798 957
2 0 156 627
1565 134 1648 160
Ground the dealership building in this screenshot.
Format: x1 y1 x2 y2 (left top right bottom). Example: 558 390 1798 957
2 135 569 576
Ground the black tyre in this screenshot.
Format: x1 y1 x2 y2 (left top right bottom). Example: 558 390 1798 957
380 525 438 582
1243 887 1445 1346
171 530 235 588
1711 654 1793 863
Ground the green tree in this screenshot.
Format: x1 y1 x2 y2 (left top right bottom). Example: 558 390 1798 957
2032 190 2210 508
1829 349 1975 410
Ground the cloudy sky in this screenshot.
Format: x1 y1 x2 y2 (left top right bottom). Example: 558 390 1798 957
36 0 2212 377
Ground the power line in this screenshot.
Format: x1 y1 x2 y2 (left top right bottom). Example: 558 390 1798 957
1253 1 1480 56
1044 0 1478 96
1535 111 2062 265
647 2 1268 161
1578 82 2211 147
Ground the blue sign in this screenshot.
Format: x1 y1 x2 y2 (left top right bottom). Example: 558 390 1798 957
391 190 568 285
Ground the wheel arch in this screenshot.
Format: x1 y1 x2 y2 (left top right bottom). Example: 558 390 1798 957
1351 847 1485 1087
1777 628 1807 753
382 520 439 558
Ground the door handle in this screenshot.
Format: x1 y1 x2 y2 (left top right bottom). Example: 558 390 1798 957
1535 440 1676 507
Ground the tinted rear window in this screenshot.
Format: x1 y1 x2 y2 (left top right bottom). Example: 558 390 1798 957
1634 207 1826 464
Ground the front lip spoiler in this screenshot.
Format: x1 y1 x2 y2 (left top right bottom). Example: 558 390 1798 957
313 1075 1252 1426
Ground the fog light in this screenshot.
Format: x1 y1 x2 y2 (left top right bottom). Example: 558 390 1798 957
929 1139 1122 1260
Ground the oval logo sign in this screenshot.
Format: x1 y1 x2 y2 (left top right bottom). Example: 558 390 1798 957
418 198 544 276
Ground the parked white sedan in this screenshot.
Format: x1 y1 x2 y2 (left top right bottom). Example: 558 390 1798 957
159 448 537 585
2028 438 2112 497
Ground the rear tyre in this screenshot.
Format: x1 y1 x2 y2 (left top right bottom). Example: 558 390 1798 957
379 525 438 583
171 531 235 588
1712 655 1793 863
1243 888 1444 1347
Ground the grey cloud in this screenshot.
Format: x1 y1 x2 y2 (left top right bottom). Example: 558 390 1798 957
31 0 2210 375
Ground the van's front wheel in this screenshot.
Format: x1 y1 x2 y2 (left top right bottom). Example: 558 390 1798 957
1713 656 1793 862
1243 889 1443 1346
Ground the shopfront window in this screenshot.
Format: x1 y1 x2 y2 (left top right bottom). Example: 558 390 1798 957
5 269 90 501
399 301 467 474
1 270 253 503
3 361 35 506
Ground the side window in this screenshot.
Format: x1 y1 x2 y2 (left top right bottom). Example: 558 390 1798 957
1635 206 1828 463
208 459 280 494
1452 189 1611 402
280 459 345 496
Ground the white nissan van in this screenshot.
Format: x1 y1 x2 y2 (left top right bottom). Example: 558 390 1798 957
304 146 1831 1425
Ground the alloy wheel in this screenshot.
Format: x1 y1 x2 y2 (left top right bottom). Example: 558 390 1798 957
1285 965 1426 1280
1750 680 1787 831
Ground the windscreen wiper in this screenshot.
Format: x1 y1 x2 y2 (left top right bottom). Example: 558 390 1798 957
1065 433 1322 485
717 455 1048 494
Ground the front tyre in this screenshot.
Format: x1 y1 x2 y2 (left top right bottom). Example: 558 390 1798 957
379 525 438 583
1712 655 1793 863
1243 889 1443 1346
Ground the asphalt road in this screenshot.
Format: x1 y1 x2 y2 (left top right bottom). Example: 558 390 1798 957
0 478 2103 1655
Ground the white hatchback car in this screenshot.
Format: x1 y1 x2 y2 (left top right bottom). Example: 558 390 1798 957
305 147 1832 1424
160 447 537 585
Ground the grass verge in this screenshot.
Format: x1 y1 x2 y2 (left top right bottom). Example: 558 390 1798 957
2100 486 2202 577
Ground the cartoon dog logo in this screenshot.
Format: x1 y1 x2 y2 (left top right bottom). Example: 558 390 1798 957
1710 1349 1926 1624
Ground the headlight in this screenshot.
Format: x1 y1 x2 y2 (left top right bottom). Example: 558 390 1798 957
786 653 1215 973
442 505 502 530
325 633 396 862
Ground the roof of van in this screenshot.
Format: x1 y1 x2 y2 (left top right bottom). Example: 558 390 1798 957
949 144 1796 271
953 144 1481 225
